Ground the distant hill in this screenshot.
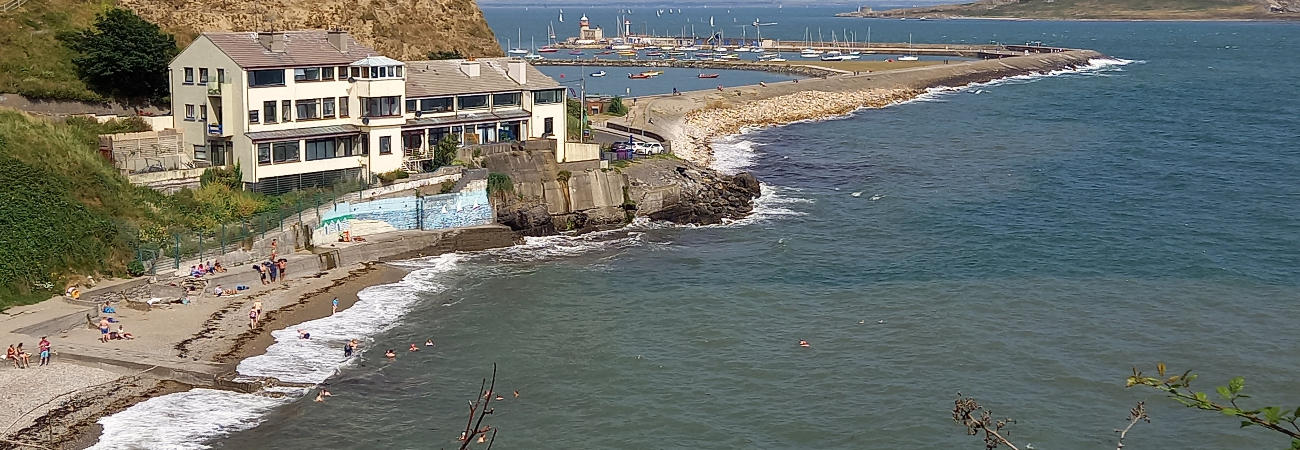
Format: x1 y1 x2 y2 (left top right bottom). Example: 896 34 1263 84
0 0 503 103
838 0 1300 20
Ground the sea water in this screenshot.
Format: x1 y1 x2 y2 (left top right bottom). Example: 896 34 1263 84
91 12 1299 450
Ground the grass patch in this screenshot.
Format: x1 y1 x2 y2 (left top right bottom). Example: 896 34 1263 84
0 0 116 102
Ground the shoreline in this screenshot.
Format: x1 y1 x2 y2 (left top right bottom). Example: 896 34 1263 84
609 49 1107 166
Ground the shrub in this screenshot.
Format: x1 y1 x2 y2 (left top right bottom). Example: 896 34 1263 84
487 172 513 196
376 169 410 183
556 170 572 182
607 96 629 116
438 180 456 194
126 260 146 277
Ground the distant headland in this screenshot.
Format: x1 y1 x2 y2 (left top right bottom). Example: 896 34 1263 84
836 0 1300 21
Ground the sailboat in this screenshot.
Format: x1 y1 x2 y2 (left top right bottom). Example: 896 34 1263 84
800 28 821 57
508 30 528 55
558 9 564 23
898 33 919 61
524 37 542 60
540 23 559 52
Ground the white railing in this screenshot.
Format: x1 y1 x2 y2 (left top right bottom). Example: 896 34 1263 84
1 0 29 13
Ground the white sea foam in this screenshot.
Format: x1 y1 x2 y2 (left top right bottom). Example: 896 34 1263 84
698 183 813 229
89 389 288 450
900 57 1138 105
710 134 761 175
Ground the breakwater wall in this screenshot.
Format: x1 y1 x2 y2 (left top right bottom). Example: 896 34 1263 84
612 49 1106 165
533 59 838 78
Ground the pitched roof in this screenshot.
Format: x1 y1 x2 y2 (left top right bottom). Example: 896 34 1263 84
246 124 361 142
203 31 378 69
403 58 562 98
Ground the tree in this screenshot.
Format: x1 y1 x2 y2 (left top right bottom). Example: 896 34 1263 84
433 135 459 167
1127 364 1300 449
607 96 629 116
59 8 177 103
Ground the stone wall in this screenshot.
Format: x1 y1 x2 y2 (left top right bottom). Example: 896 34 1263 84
313 187 494 242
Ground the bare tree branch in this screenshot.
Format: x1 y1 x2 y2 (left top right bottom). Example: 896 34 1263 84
1115 401 1149 449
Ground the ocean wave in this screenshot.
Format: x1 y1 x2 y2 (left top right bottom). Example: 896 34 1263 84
89 389 288 450
91 255 463 449
697 183 812 229
900 57 1138 104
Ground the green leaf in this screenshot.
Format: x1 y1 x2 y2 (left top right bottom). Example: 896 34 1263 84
1217 386 1232 400
1221 408 1241 416
1240 420 1254 428
1294 406 1300 418
1263 407 1283 424
1195 392 1209 403
1228 376 1245 394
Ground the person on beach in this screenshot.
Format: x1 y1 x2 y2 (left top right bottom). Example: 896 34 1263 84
253 299 263 313
38 337 51 366
409 344 419 352
116 325 134 340
298 329 311 339
270 238 279 261
254 264 268 285
99 317 111 343
7 344 21 368
277 259 288 281
343 342 353 358
385 349 396 360
331 298 339 315
672 87 679 96
249 308 260 328
214 261 226 273
15 343 31 368
102 302 115 314
214 285 225 297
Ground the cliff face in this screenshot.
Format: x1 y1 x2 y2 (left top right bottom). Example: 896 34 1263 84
120 0 504 59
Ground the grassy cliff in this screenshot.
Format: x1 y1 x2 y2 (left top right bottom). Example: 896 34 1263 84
850 0 1298 20
0 0 503 102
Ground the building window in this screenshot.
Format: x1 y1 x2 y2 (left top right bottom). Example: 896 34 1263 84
296 99 320 120
360 133 369 155
263 101 277 124
457 94 489 110
338 66 349 79
258 143 271 164
282 100 292 122
492 92 521 108
184 104 195 120
293 67 321 82
200 104 208 122
322 97 336 118
362 96 401 117
194 145 207 161
534 89 564 104
217 68 226 83
263 141 299 163
544 117 554 136
338 97 349 117
405 98 416 113
183 67 194 84
305 138 341 161
419 97 454 113
322 67 335 80
249 110 259 124
199 68 209 84
379 136 392 154
350 66 361 79
249 69 286 87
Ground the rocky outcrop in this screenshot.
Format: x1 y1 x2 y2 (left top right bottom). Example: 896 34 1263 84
621 159 762 225
121 0 504 59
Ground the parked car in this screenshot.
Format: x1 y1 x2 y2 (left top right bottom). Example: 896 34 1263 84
610 142 632 151
642 142 665 155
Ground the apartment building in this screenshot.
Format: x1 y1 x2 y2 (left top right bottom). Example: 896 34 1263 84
170 30 567 194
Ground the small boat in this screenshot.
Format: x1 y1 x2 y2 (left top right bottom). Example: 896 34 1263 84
735 46 751 52
679 46 700 51
640 70 663 76
800 49 822 58
597 50 615 55
715 46 729 52
524 53 543 61
591 71 607 77
646 51 663 57
539 46 559 53
569 50 584 55
628 73 651 79
720 54 740 60
611 44 633 50
767 58 787 62
697 73 719 78
898 55 920 61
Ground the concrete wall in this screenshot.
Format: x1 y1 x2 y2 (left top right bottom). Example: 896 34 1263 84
562 142 601 162
313 186 494 242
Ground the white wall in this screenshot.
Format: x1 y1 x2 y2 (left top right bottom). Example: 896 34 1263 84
169 36 241 162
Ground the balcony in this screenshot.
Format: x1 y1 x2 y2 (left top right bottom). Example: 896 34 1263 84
207 81 222 96
207 123 223 136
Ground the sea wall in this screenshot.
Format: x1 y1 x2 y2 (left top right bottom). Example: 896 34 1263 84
313 181 494 242
615 49 1106 166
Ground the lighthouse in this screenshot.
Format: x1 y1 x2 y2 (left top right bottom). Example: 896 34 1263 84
577 14 603 42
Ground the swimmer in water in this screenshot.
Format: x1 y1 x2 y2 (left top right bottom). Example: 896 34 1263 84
385 349 396 360
495 394 504 401
298 329 311 339
315 390 326 402
799 339 811 348
513 390 520 398
425 339 434 347
409 343 419 352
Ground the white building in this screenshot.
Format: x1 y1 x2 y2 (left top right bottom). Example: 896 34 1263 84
170 30 568 194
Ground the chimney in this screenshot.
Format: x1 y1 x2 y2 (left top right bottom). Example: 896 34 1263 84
507 59 527 84
459 61 480 77
327 30 348 53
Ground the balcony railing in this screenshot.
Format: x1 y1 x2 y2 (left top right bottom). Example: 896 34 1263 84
207 81 222 95
207 123 223 135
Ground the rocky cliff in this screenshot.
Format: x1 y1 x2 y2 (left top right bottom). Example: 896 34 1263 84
121 0 504 59
482 150 761 235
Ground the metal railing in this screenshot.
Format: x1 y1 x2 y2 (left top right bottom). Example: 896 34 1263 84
0 0 28 13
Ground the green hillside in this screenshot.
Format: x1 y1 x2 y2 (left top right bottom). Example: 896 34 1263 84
0 0 115 102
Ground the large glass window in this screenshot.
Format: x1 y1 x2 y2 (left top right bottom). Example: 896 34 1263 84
294 67 321 82
183 67 194 84
322 97 335 118
249 69 285 87
338 97 349 117
457 94 489 110
263 101 277 124
305 138 340 161
492 92 521 108
322 67 335 80
282 100 292 122
296 99 320 120
258 143 271 164
419 97 453 113
379 136 392 155
405 99 417 113
362 96 402 117
199 68 209 84
534 89 564 104
272 141 299 163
